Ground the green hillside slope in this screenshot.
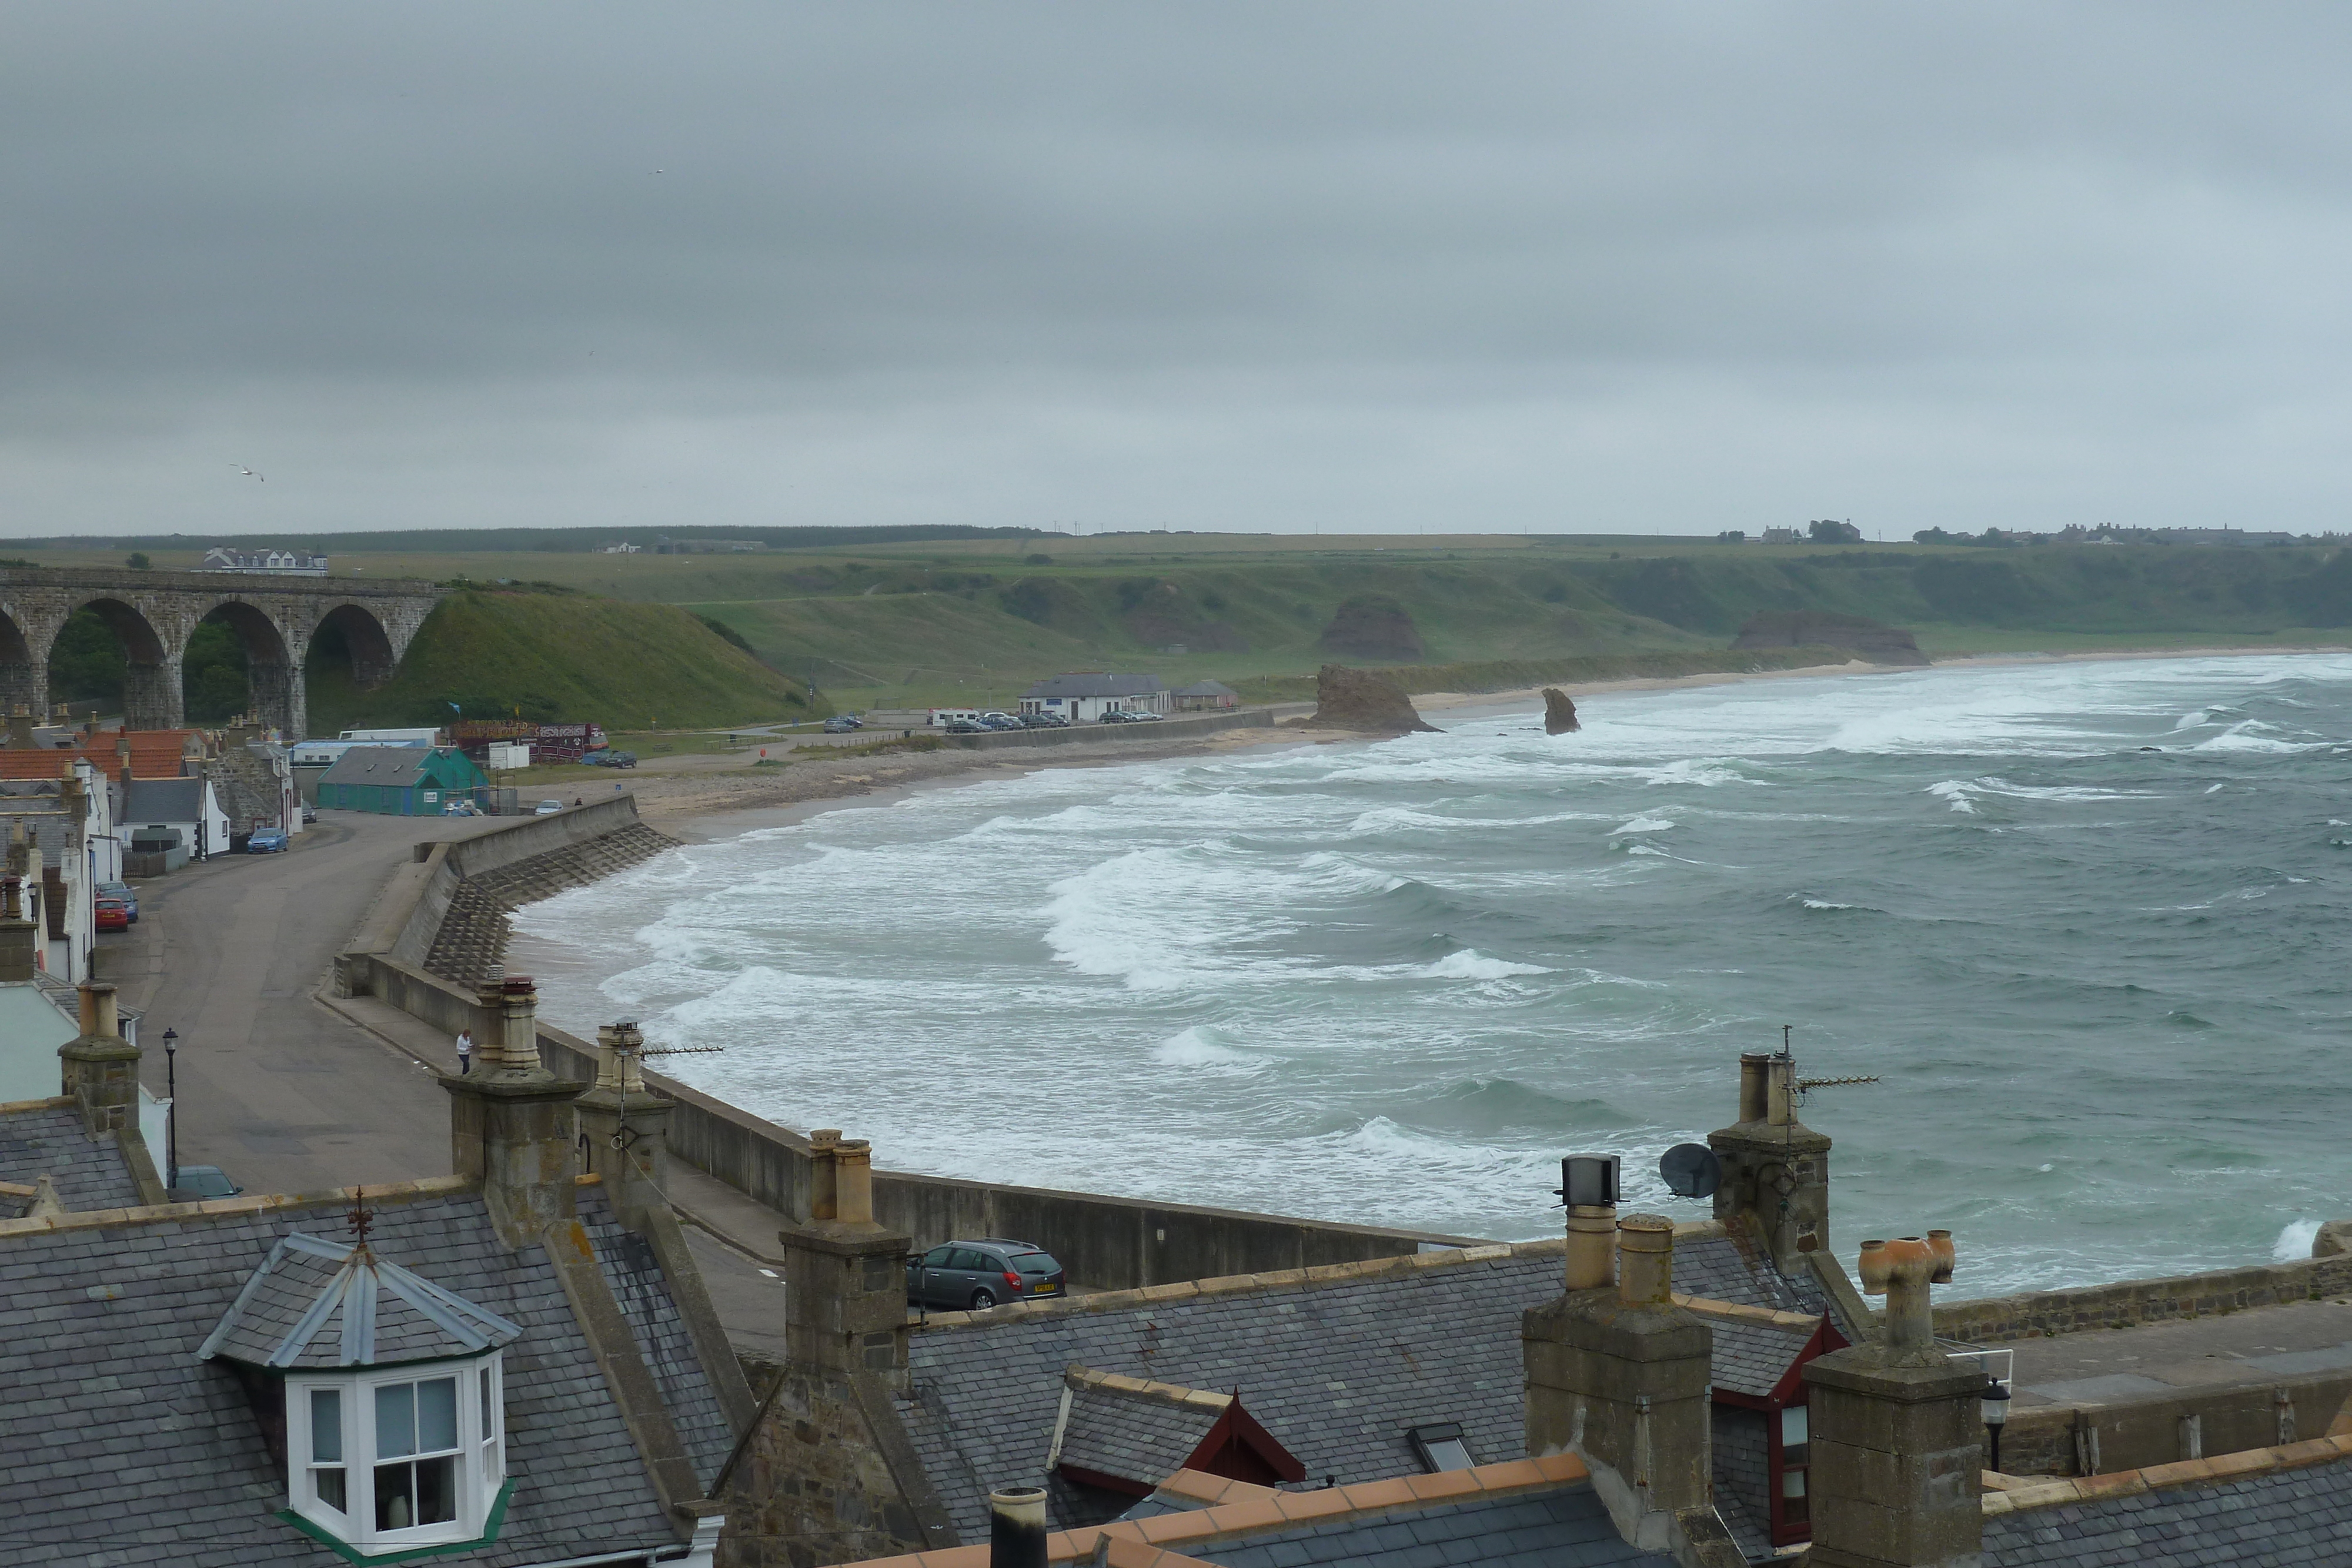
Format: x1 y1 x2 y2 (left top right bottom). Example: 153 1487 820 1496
305 590 823 735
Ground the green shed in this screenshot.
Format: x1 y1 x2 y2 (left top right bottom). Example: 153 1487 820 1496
316 745 490 816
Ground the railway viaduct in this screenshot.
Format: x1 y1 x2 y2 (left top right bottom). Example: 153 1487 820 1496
0 567 445 739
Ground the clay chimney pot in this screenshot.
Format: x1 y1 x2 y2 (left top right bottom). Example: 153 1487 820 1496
1857 1238 1891 1295
1927 1229 1956 1285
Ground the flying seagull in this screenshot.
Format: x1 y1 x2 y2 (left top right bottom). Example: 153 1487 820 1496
234 465 264 482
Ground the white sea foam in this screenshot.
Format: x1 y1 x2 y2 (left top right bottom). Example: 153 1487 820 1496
1152 1027 1266 1072
1612 815 1676 834
1927 781 1980 814
1419 950 1550 979
2274 1219 2324 1261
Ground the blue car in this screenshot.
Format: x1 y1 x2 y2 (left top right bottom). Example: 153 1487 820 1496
246 829 289 854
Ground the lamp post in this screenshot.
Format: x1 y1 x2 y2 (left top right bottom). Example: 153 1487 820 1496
161 1028 178 1191
1982 1379 2012 1475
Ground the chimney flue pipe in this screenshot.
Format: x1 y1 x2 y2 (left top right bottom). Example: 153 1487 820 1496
1616 1213 1676 1306
807 1129 842 1222
988 1486 1048 1568
1737 1052 1770 1124
1559 1154 1619 1291
834 1138 875 1226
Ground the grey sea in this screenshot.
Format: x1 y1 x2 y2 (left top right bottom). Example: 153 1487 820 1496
510 652 2352 1299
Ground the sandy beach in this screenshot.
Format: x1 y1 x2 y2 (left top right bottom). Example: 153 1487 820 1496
624 643 2350 841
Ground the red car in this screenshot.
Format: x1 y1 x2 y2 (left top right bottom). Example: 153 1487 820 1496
95 898 131 932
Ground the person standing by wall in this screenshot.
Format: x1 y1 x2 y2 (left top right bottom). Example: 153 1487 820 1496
455 1028 474 1075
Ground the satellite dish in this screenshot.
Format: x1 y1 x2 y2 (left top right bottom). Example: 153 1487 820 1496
1659 1143 1722 1200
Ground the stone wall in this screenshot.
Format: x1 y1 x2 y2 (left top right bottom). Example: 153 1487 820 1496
717 1358 950 1567
1992 1370 2348 1478
1936 1255 2352 1343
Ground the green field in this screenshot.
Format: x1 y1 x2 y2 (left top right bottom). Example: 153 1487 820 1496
16 530 2352 728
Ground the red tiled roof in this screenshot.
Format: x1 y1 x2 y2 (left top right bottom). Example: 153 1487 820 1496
0 731 200 781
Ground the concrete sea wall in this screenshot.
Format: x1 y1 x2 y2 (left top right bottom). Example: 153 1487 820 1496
338 798 1476 1289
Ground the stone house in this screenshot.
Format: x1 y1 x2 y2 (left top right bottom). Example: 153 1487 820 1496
1170 680 1239 712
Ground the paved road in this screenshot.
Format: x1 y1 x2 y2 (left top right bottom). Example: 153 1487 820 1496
108 813 488 1196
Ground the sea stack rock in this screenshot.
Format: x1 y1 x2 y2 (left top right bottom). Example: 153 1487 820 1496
1542 688 1580 735
1308 664 1439 734
1730 610 1929 667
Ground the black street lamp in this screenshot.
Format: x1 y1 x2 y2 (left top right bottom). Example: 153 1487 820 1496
1982 1379 2012 1476
161 1028 179 1191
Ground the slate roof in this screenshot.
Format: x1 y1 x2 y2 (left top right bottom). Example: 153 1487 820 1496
318 745 437 787
123 777 205 824
200 1231 527 1369
1206 1485 1670 1568
1709 1405 1772 1564
593 1221 739 1486
1055 1378 1225 1489
0 1181 726 1566
897 1231 1821 1540
1021 673 1168 698
0 1101 143 1218
1172 681 1238 698
1983 1458 2352 1566
1700 1315 1815 1400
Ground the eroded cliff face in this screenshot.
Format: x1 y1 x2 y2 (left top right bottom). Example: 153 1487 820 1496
1729 610 1929 666
1306 663 1438 734
1542 688 1581 734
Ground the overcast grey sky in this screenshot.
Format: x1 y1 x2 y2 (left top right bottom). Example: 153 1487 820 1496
7 3 2351 539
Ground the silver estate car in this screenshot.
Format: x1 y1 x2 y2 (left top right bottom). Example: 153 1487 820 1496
906 1238 1068 1310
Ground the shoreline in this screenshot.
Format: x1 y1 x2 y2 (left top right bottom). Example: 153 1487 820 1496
626 640 2351 842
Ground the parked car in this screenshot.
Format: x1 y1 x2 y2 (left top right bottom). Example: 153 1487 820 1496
580 748 638 768
906 1238 1067 1311
171 1165 243 1199
1018 713 1070 728
246 828 289 853
442 799 483 816
300 804 318 824
534 799 564 815
978 713 1023 731
822 716 864 734
98 882 138 922
95 898 131 932
941 718 988 734
1122 710 1164 722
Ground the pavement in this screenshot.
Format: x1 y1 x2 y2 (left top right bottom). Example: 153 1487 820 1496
1999 1297 2352 1408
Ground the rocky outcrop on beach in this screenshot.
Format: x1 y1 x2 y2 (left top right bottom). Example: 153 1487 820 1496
1730 610 1929 666
1317 594 1425 660
1308 663 1439 734
1542 688 1581 734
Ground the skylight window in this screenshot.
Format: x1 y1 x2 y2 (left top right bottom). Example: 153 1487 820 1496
1407 1422 1475 1473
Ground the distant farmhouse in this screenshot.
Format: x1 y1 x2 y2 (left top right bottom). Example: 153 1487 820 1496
200 547 329 576
1018 673 1171 722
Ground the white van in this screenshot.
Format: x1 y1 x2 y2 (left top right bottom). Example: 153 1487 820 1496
927 709 984 727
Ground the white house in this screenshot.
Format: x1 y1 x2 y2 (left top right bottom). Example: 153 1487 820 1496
199 546 329 576
120 776 232 865
1018 672 1171 721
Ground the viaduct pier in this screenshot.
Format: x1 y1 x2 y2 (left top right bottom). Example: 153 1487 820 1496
0 566 442 737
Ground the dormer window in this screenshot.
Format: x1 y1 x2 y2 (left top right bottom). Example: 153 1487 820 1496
286 1356 504 1548
200 1228 524 1557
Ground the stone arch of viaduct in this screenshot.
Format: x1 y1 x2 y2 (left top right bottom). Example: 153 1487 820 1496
0 568 445 739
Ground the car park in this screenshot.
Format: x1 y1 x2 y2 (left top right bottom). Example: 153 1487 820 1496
246 828 289 853
95 898 131 932
941 718 988 734
906 1238 1067 1310
1018 713 1070 728
98 882 138 922
580 748 638 768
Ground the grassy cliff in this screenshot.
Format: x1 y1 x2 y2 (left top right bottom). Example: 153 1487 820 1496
304 590 823 735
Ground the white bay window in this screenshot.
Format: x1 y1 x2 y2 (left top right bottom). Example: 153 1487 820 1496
286 1354 505 1553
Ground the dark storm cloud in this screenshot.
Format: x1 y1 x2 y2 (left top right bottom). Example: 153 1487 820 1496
6 2 2352 535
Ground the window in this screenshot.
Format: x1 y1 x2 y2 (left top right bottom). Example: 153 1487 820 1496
286 1354 505 1554
1407 1423 1475 1473
1771 1402 1812 1540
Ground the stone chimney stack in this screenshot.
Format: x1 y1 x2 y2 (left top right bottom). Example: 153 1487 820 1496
1802 1235 1983 1568
573 1020 674 1229
4 706 34 751
1524 1208 1714 1553
0 875 36 983
780 1131 911 1380
61 982 139 1136
441 974 587 1248
1708 1049 1833 1269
